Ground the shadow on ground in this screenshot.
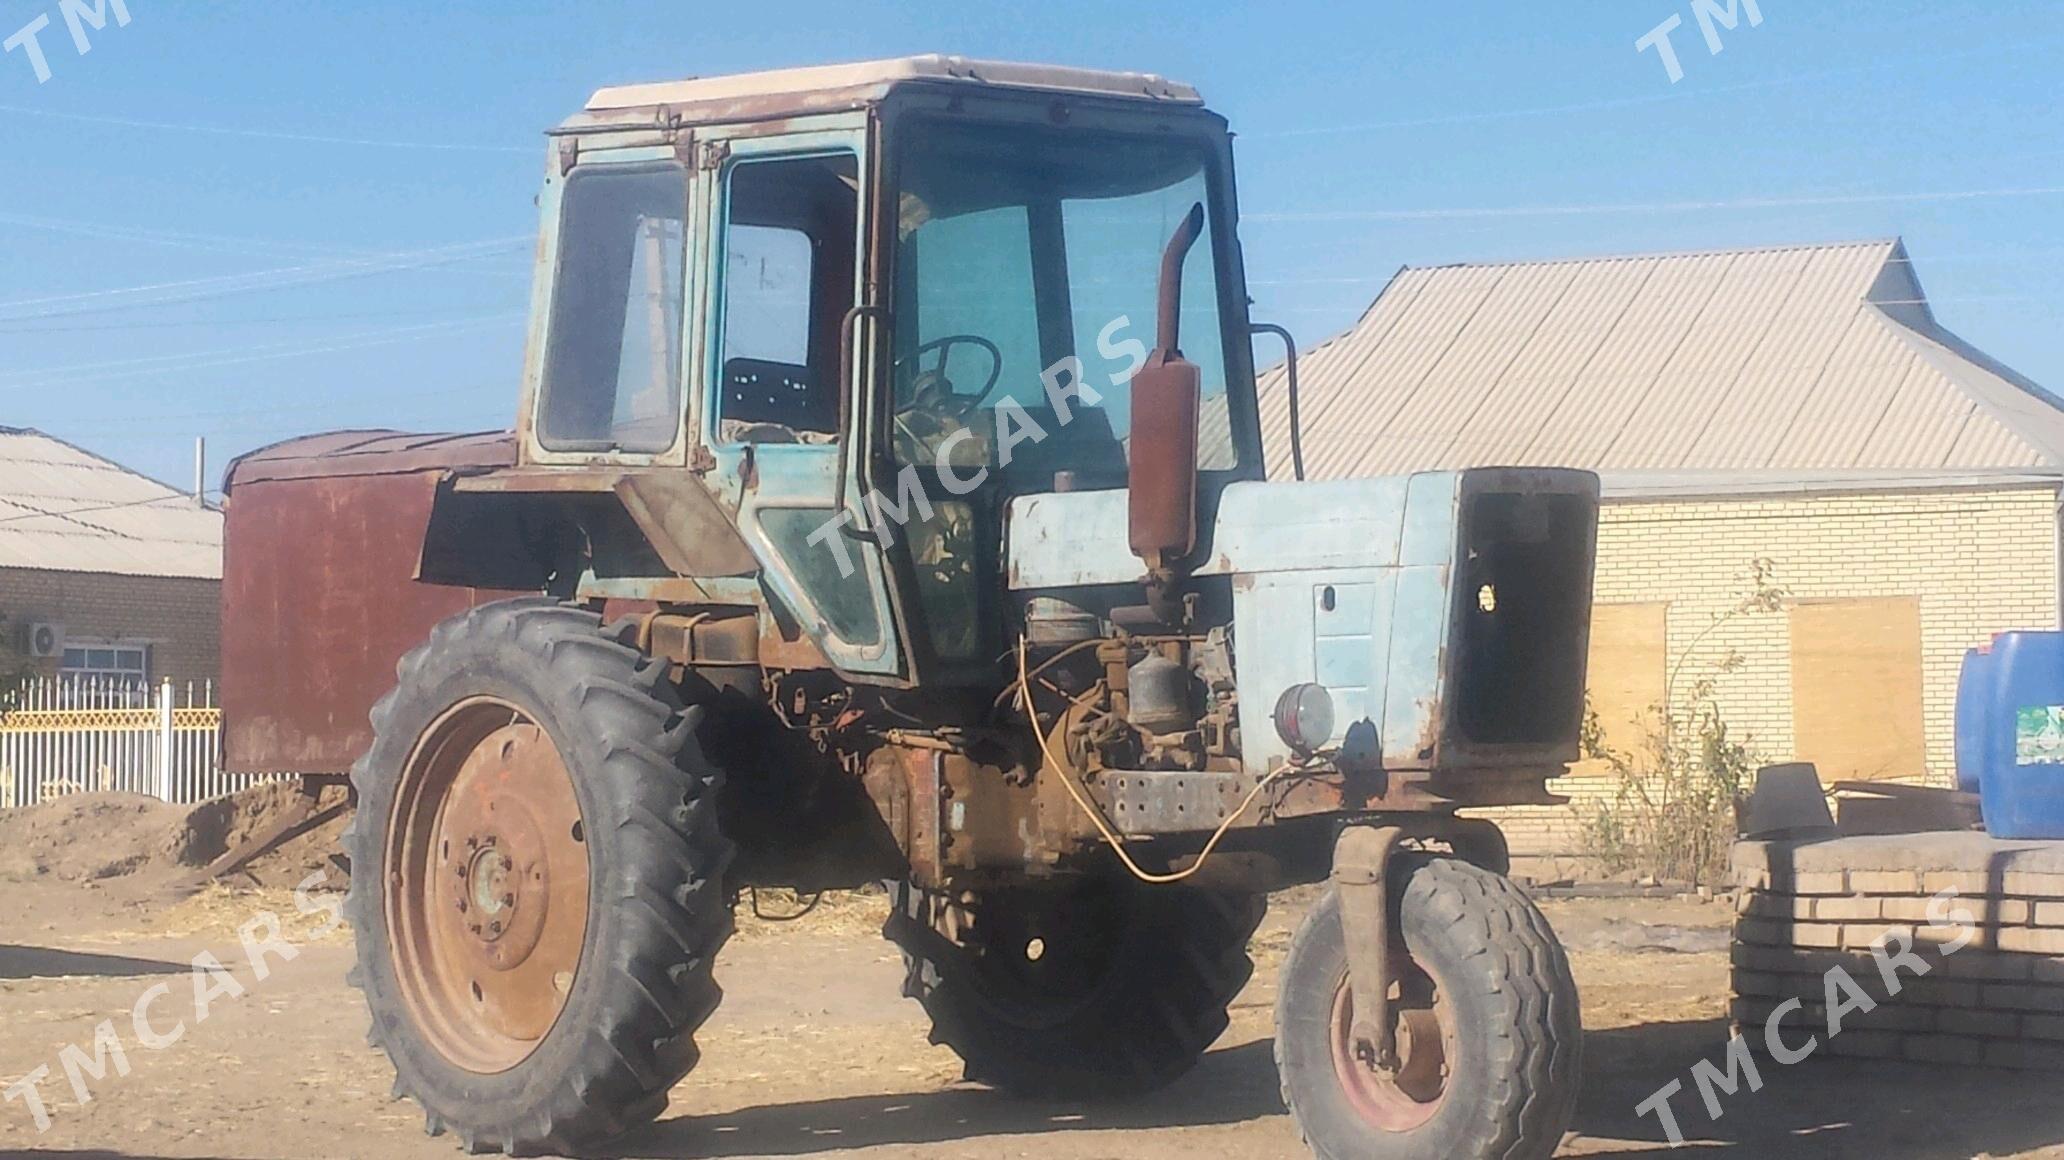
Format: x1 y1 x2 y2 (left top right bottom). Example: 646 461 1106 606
616 1019 2064 1159
0 944 187 980
619 1038 1287 1158
7 1153 228 1160
1577 1018 2064 1157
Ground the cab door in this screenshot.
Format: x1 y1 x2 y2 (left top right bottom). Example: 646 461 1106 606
693 119 903 679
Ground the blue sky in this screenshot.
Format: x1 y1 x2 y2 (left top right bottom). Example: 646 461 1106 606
0 0 2058 489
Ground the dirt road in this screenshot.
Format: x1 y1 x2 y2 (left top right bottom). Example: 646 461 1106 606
4 879 2064 1160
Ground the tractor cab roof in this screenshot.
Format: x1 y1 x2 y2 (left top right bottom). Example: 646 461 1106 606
561 54 1203 133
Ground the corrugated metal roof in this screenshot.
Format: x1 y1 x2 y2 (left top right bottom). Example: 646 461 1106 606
1260 240 2064 483
0 429 220 581
1598 468 2062 501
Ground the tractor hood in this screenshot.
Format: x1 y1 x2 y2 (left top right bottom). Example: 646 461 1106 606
1007 471 1574 589
1007 467 1601 776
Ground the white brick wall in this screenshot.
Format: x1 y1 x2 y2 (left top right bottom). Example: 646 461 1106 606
1479 484 2061 857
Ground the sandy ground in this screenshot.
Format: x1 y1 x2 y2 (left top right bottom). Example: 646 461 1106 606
5 878 2064 1160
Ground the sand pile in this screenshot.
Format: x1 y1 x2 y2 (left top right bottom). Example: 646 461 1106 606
0 793 191 882
0 779 351 888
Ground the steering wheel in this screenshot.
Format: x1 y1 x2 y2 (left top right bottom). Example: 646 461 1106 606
897 335 1004 416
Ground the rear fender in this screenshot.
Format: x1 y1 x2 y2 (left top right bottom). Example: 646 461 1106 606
423 468 760 591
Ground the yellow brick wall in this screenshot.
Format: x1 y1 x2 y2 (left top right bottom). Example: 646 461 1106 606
1480 484 2061 858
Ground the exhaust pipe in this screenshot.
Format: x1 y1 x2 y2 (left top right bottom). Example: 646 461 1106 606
1127 203 1206 620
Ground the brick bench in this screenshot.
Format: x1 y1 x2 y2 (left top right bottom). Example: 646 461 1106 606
1731 833 2064 1071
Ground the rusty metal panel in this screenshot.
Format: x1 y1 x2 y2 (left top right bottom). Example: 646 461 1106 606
221 464 521 776
1100 771 1254 836
225 429 514 486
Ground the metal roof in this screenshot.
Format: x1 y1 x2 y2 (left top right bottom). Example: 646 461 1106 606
585 55 1201 114
1596 468 2063 501
0 429 220 581
1259 240 2064 484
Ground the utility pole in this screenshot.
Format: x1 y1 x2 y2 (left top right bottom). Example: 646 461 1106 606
193 436 206 508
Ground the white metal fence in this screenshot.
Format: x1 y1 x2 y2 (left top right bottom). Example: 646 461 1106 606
0 677 279 809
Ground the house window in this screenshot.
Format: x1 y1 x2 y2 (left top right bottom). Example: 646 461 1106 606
60 644 150 689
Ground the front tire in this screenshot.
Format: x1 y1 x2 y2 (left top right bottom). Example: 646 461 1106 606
887 876 1265 1098
1275 858 1581 1160
342 599 735 1156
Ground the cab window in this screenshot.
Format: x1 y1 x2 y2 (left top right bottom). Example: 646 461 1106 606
537 163 687 454
714 152 860 445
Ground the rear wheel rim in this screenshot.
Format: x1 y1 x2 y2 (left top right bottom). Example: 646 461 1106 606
385 697 590 1074
1327 954 1454 1132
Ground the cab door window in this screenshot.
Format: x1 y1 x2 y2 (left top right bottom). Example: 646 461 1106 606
537 162 687 454
714 153 859 445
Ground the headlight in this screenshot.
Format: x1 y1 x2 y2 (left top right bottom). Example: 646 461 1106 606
1272 682 1336 756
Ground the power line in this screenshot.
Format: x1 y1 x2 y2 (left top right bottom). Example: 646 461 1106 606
0 102 536 154
0 313 520 385
71 379 506 430
0 314 526 392
1243 34 2054 141
1247 186 2064 224
0 491 217 528
0 304 522 336
0 237 530 323
0 212 373 261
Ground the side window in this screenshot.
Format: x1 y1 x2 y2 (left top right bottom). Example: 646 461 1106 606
715 152 859 445
537 163 687 454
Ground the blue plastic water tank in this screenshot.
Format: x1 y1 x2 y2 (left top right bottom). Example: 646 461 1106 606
1955 645 1995 794
1979 631 2064 839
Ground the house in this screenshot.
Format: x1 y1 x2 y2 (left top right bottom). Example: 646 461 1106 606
1259 240 2064 856
0 428 221 690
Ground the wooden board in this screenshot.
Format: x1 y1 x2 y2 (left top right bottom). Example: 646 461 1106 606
1789 597 1926 782
1585 602 1668 757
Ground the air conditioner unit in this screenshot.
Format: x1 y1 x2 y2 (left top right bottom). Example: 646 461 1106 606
25 622 64 659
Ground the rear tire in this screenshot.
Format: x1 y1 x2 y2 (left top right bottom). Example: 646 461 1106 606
886 876 1265 1098
342 599 734 1156
1275 858 1581 1160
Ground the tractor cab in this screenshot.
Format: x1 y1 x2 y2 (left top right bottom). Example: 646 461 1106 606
510 55 1264 686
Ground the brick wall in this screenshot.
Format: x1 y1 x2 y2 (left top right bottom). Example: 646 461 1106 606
0 566 221 686
1479 484 2061 858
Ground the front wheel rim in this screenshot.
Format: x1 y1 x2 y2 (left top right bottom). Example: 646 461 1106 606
384 697 590 1074
1327 956 1454 1132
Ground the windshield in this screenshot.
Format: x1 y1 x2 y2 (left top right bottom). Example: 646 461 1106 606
889 119 1240 484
